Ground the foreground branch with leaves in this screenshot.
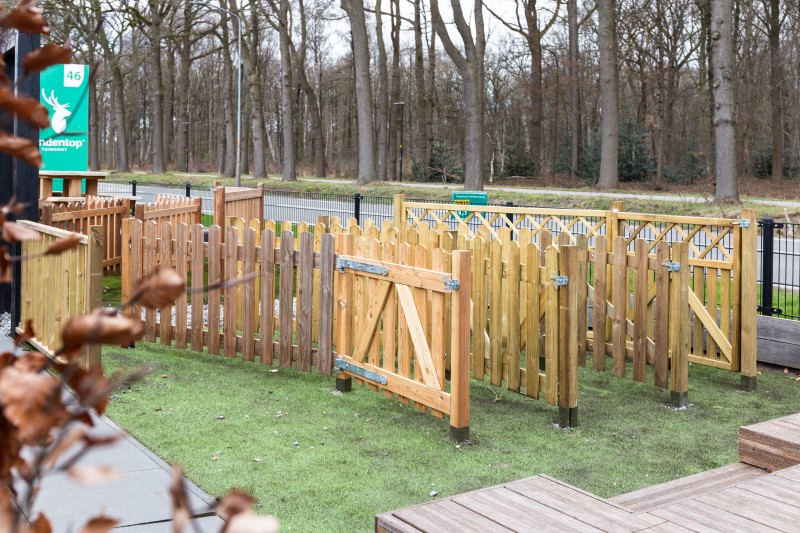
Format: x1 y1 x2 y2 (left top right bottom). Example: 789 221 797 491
0 2 279 531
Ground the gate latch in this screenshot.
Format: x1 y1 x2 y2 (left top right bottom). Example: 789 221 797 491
336 258 389 276
443 278 460 290
735 219 752 229
334 356 388 385
662 261 681 272
551 273 569 286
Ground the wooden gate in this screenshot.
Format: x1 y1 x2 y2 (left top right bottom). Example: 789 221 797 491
334 234 472 440
213 184 264 230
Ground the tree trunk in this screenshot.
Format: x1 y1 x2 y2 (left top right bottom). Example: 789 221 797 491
425 21 436 180
176 1 192 173
712 0 738 201
524 1 543 176
278 0 296 181
149 1 165 174
768 0 783 182
567 0 580 181
375 0 389 182
341 0 376 184
597 0 619 188
412 0 427 180
387 0 401 181
248 0 267 179
88 73 100 171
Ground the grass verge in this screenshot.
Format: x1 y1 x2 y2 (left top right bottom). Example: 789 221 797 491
107 171 790 219
104 343 800 532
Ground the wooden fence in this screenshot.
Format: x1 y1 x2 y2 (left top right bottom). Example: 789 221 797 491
17 221 103 369
213 184 264 230
41 196 130 273
122 219 336 372
395 195 758 387
134 195 202 235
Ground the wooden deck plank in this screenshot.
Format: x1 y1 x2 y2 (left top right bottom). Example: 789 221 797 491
649 499 781 533
739 470 800 505
508 477 663 531
376 514 424 533
453 488 605 533
772 463 800 483
640 523 698 533
609 463 765 513
697 486 800 532
393 500 514 533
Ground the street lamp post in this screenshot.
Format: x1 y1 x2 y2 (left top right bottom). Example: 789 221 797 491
191 1 242 186
394 101 405 182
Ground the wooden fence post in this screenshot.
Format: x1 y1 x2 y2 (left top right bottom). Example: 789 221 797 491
450 250 471 441
558 245 579 428
335 233 354 392
257 182 265 222
670 242 690 407
134 203 144 222
121 218 132 314
576 234 588 366
41 203 53 226
318 234 335 375
193 197 202 225
213 181 225 228
740 208 758 391
86 226 104 369
393 194 405 229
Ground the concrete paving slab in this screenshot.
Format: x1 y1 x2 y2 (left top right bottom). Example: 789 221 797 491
26 468 214 532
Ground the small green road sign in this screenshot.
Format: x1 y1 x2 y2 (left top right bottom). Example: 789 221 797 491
452 191 488 219
39 64 89 172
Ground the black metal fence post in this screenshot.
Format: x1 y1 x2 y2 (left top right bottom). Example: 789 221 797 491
758 217 783 316
185 183 191 197
505 201 514 229
353 193 361 224
131 180 137 197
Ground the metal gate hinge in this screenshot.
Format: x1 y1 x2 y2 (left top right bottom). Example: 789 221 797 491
444 278 460 290
662 261 681 272
735 219 751 229
336 258 389 276
334 357 388 385
551 273 569 286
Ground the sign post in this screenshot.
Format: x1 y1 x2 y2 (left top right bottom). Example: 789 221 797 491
39 64 89 172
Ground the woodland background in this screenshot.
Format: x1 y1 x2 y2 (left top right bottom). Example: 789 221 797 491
27 0 800 199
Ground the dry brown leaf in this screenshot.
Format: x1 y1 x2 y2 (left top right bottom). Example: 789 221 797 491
60 308 145 354
23 42 71 74
3 221 41 243
129 267 186 309
0 1 51 34
45 234 82 255
0 417 23 484
0 487 17 531
216 489 255 521
0 366 67 444
224 512 280 533
169 465 191 533
29 512 52 533
0 87 49 128
65 365 113 414
12 352 48 373
79 516 119 533
0 133 41 168
68 465 122 485
14 318 35 346
44 426 87 468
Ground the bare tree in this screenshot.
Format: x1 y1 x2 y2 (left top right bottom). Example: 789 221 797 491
430 0 486 190
341 0 376 184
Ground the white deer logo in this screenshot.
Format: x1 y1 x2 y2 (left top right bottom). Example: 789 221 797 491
42 89 71 134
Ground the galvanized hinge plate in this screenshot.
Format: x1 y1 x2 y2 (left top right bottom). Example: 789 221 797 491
444 278 460 290
334 357 388 385
551 274 569 286
662 261 681 272
736 219 752 229
336 258 389 276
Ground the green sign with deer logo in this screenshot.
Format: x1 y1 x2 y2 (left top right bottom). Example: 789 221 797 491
39 64 89 171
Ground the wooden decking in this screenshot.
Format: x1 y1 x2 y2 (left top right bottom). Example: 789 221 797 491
376 413 800 532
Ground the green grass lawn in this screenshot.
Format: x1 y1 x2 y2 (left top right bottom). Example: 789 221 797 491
103 342 800 532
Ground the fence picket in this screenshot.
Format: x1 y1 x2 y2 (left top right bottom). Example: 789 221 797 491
297 232 314 372
634 239 648 382
190 224 204 352
175 223 188 349
593 236 608 371
260 229 276 364
242 227 257 361
612 237 627 377
279 229 295 368
208 225 222 355
224 226 239 357
654 241 670 388
318 234 335 375
506 239 521 392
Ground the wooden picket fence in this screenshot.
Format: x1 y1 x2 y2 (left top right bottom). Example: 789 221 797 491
122 219 336 373
213 184 264 231
134 195 202 236
17 221 103 369
41 196 130 273
395 195 758 385
121 218 474 433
